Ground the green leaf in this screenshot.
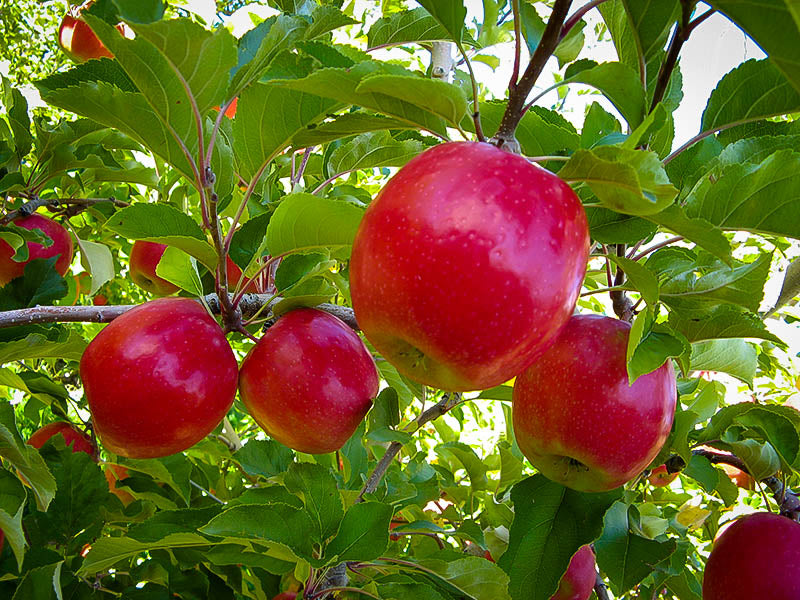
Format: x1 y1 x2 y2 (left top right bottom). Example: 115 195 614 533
327 131 423 176
304 5 358 40
155 246 203 296
415 0 467 45
704 5 800 94
690 339 757 386
276 62 451 136
284 462 343 542
766 255 800 316
0 402 56 511
79 532 210 575
206 543 294 575
684 149 800 240
702 58 800 131
646 204 731 264
435 442 488 491
417 556 511 600
233 81 340 181
727 439 781 480
562 61 647 127
0 469 28 569
76 238 114 295
230 212 271 269
127 507 223 543
0 331 87 365
559 147 677 215
324 501 392 563
669 305 784 344
581 102 622 148
646 248 771 314
628 324 686 383
274 253 332 293
595 502 677 594
368 8 466 48
11 562 63 600
607 254 660 306
233 440 294 479
683 455 739 506
266 193 364 258
499 475 621 600
477 101 580 158
105 203 217 270
200 504 316 562
292 113 415 148
620 0 679 62
0 259 68 311
126 19 237 114
585 207 658 245
120 454 193 506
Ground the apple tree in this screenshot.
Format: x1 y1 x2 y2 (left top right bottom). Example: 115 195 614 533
0 0 799 598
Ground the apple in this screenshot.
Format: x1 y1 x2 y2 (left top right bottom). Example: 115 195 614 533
513 314 677 492
721 464 755 490
648 464 678 488
238 308 379 454
0 214 74 286
551 545 596 600
92 294 108 306
350 141 589 391
28 421 97 460
104 464 134 506
80 297 238 458
703 512 800 599
272 593 296 600
58 3 126 63
128 241 180 296
226 256 262 293
214 98 238 118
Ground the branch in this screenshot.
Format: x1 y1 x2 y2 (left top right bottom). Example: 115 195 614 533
560 0 608 43
650 0 695 112
0 294 358 331
610 245 634 322
1 197 130 225
356 393 462 502
492 0 573 150
594 573 611 600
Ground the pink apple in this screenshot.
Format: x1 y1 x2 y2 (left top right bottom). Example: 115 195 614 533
350 141 589 392
0 214 74 285
703 512 800 599
513 314 676 492
238 308 379 454
128 241 180 295
552 545 596 600
81 298 238 458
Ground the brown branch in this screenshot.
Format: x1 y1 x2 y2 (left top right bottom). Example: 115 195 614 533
1 197 130 225
0 294 358 330
492 0 573 150
594 573 611 600
356 393 462 502
610 245 634 322
560 0 608 43
650 0 695 111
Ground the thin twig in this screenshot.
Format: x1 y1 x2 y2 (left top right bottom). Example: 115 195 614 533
594 573 611 600
631 236 684 261
560 0 608 42
610 244 634 322
1 197 129 225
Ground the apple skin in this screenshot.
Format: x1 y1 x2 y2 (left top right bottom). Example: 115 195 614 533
80 297 238 458
721 464 754 490
104 464 134 506
239 308 379 454
58 4 126 63
92 294 108 306
128 241 181 296
703 512 800 600
28 422 97 460
272 593 297 600
226 256 262 293
648 464 678 487
0 215 74 286
513 315 676 492
551 545 596 600
350 141 589 392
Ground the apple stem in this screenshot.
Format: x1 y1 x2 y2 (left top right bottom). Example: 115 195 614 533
491 0 573 150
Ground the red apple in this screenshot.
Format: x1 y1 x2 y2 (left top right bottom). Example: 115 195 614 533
513 315 676 492
648 464 678 487
215 98 237 118
104 464 134 506
350 141 589 391
58 3 126 63
80 297 238 458
703 512 800 599
238 308 379 454
272 593 296 600
550 545 596 600
128 241 180 296
226 256 262 293
28 421 97 460
92 294 108 306
721 464 755 490
0 214 74 285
